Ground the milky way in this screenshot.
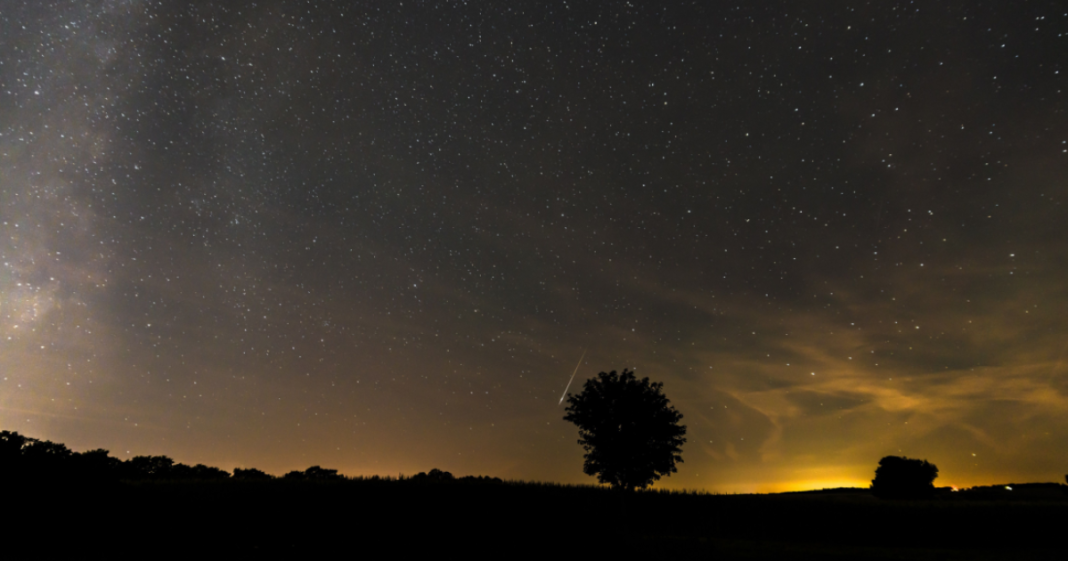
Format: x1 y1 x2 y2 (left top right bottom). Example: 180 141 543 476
2 1 1066 492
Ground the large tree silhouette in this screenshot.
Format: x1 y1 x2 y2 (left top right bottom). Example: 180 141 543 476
870 456 939 499
563 369 687 491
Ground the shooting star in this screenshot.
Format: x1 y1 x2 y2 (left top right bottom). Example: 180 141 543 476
558 350 586 406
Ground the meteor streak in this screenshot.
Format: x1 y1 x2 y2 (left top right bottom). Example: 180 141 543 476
558 350 586 406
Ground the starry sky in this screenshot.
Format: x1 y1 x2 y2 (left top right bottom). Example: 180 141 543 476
1 1 1066 493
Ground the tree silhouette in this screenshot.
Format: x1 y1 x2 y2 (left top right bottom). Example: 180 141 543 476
283 465 344 480
233 467 273 480
411 468 456 482
563 369 687 491
870 456 939 499
303 465 343 480
0 430 28 458
1 430 31 479
123 455 176 480
0 429 240 484
71 449 122 484
16 436 73 480
169 463 231 480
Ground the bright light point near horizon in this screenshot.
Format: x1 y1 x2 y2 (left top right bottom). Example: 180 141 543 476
2 3 1067 493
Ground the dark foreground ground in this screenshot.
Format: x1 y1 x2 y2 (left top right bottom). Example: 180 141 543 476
10 479 1067 559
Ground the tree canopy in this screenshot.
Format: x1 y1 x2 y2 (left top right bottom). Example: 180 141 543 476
284 465 344 481
870 456 939 499
563 369 686 491
1 429 248 482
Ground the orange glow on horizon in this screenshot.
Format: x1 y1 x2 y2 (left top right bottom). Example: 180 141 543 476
757 478 872 494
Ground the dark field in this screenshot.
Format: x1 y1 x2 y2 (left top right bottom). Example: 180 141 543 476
11 479 1067 558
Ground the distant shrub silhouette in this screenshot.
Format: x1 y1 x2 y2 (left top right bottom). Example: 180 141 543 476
121 456 236 480
21 438 73 463
411 468 455 482
0 430 27 457
459 475 503 484
564 369 687 491
124 455 176 480
170 463 231 480
305 466 342 480
871 456 938 499
1 431 32 479
2 431 78 480
284 466 344 480
24 439 76 481
70 449 123 484
408 469 503 484
233 467 273 480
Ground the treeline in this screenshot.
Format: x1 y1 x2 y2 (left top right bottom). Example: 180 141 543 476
1 430 237 483
0 430 502 485
407 467 503 484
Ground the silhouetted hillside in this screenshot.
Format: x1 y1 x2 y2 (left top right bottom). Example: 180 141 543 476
5 429 1067 559
958 482 1068 501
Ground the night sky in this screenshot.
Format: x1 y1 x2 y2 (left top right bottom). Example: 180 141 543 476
2 1 1066 493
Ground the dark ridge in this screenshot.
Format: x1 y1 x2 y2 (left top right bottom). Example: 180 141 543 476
5 429 1067 558
777 487 871 495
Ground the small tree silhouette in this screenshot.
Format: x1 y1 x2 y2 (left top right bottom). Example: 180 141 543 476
71 449 122 483
871 456 939 499
411 468 456 483
0 430 28 459
284 466 343 480
124 455 176 480
303 465 342 480
1 431 32 479
563 369 687 491
233 467 273 480
19 438 74 480
170 463 231 480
